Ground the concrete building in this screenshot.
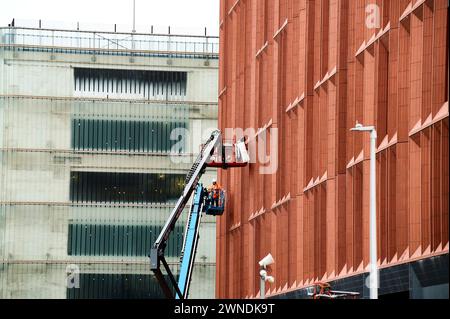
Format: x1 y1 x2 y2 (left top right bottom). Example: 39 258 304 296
0 22 219 298
217 0 448 299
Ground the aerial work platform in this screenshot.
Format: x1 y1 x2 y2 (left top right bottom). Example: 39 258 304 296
149 130 248 299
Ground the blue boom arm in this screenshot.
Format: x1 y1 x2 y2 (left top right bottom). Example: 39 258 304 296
176 184 204 299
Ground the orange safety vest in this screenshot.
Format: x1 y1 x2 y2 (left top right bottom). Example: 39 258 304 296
209 184 222 199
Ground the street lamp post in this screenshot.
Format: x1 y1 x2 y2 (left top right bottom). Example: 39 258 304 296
132 0 136 33
260 274 266 300
350 123 378 299
131 0 136 51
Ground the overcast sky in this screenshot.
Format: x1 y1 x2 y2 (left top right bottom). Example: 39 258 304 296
0 0 219 36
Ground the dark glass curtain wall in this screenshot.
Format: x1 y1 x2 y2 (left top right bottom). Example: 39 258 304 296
67 223 184 257
71 119 187 152
74 68 187 98
70 172 186 203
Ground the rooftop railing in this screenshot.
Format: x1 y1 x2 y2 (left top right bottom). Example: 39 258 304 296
0 26 219 58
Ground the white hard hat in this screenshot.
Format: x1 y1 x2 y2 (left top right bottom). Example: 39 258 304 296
212 179 217 183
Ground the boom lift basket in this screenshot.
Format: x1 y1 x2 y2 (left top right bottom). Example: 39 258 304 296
207 138 249 168
204 189 226 216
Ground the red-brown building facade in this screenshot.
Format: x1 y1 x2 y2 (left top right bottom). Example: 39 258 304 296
217 0 448 299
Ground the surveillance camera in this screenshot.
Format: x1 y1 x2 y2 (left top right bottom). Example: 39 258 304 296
258 253 275 268
266 276 275 283
259 270 275 283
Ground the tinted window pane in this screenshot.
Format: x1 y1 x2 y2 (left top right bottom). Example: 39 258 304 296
70 172 185 203
74 68 187 99
72 119 186 152
67 223 184 258
66 273 178 299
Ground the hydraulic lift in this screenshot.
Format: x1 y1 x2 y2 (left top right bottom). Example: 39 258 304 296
149 130 249 299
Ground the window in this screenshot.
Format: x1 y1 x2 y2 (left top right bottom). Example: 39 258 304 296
74 68 187 99
71 119 187 153
70 172 186 204
67 223 184 257
66 273 178 299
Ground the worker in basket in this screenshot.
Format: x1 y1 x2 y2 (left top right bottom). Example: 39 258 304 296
208 179 222 207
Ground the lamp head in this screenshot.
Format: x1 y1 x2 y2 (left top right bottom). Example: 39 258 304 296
350 122 375 132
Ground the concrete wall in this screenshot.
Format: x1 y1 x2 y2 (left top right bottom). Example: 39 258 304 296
0 39 219 298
